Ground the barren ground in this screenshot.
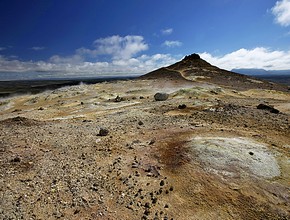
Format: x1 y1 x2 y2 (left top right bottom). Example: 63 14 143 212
0 78 289 219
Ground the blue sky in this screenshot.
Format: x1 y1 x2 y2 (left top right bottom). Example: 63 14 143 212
1 0 290 76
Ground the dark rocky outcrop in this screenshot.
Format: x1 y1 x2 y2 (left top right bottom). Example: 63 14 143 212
0 116 41 126
183 53 200 60
257 104 280 114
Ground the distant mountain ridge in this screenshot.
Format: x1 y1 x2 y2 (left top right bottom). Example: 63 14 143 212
232 68 290 76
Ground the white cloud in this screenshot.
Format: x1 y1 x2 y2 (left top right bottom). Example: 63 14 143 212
30 46 46 51
161 28 173 35
163 40 183 48
200 47 290 70
0 47 6 51
78 35 148 60
0 50 179 76
272 0 290 26
49 54 84 64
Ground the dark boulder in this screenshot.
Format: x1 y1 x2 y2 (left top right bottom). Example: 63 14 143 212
154 93 169 101
98 127 109 136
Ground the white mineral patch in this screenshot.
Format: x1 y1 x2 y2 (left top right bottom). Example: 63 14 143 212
190 137 280 179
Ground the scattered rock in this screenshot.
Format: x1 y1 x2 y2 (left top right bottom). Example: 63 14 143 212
152 197 157 204
210 90 219 95
98 127 109 136
11 156 21 163
257 104 279 114
144 209 150 216
144 202 150 208
149 138 156 145
144 165 160 177
12 109 21 112
154 93 169 101
132 162 139 168
178 104 187 109
114 95 125 102
82 119 92 123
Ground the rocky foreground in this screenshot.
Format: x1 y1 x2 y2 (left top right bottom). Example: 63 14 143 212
0 56 289 219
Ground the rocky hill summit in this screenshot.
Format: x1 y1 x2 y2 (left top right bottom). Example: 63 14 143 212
141 53 290 92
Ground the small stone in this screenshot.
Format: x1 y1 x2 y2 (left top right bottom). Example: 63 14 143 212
154 93 169 101
11 156 21 163
147 173 153 177
249 151 254 156
149 139 156 145
160 180 165 186
164 204 169 208
98 128 109 136
126 205 133 210
138 121 144 126
114 96 123 102
144 202 150 208
144 209 150 216
178 104 187 109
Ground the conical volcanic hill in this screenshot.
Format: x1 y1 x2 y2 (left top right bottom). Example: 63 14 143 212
141 53 289 92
